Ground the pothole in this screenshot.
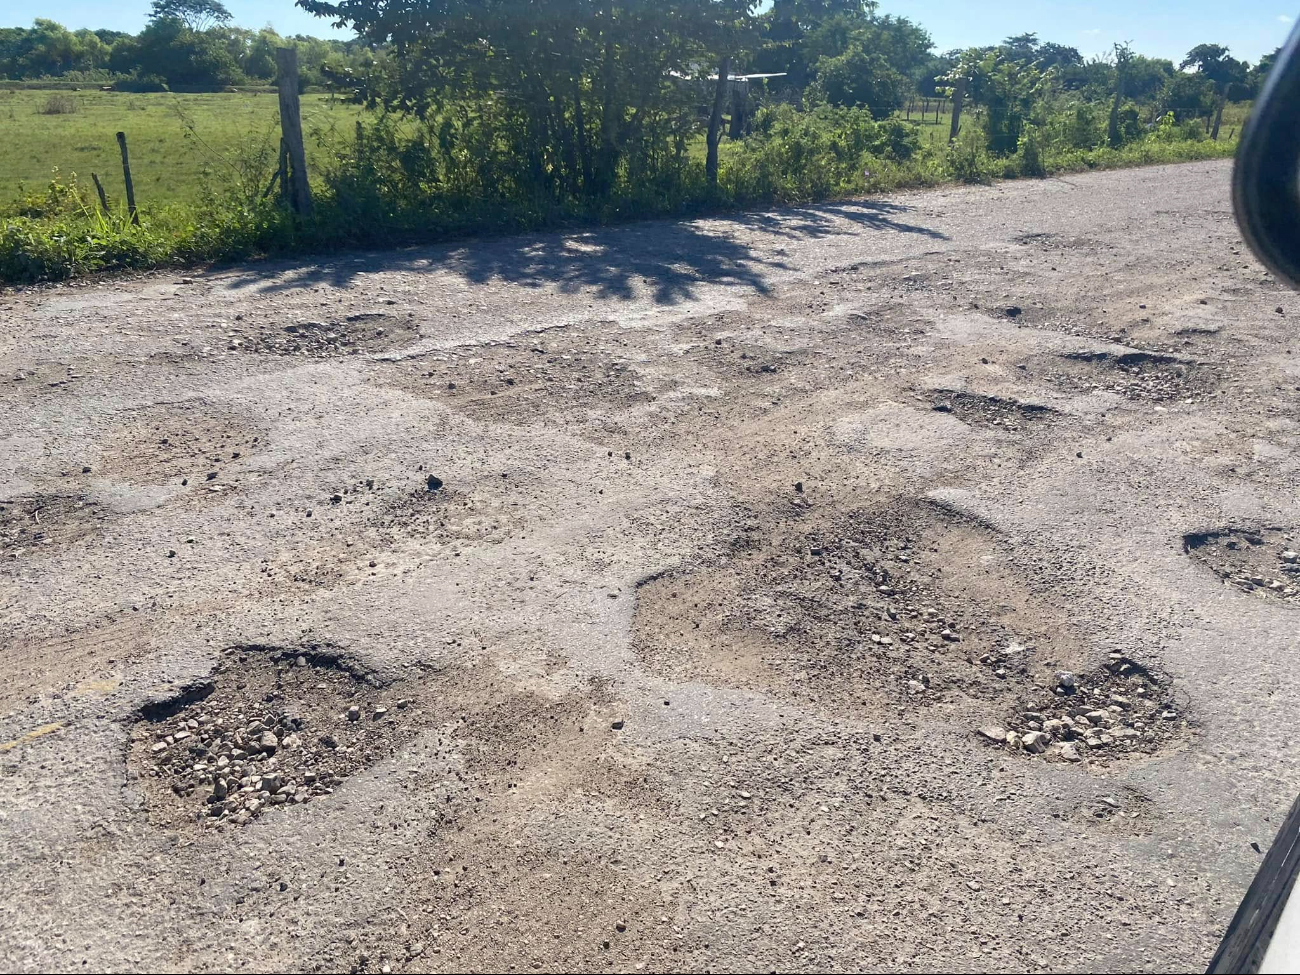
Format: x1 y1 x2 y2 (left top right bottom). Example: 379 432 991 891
128 644 426 830
0 494 111 558
1040 348 1214 402
95 403 263 486
930 390 1060 431
633 498 1069 708
374 333 658 427
1183 527 1300 602
975 654 1192 763
690 336 815 384
239 312 419 357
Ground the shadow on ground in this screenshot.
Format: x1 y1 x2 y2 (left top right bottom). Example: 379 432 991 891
221 198 949 305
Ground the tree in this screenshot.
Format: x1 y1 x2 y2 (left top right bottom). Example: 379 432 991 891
1108 42 1133 148
149 0 233 32
1159 71 1216 122
1180 43 1247 139
815 43 908 118
116 16 240 87
297 1 759 199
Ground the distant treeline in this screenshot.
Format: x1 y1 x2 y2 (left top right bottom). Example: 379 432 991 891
0 8 369 90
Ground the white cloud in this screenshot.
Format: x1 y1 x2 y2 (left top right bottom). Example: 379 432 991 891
1281 14 1294 24
1083 28 1102 35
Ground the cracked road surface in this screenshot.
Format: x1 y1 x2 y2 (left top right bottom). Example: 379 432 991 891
3 159 1300 973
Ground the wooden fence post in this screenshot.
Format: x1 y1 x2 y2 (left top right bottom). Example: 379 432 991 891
90 173 110 215
275 47 313 216
115 132 139 225
948 78 966 143
278 138 289 203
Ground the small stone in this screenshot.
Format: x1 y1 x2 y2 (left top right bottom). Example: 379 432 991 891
373 707 389 720
1057 743 1082 762
426 474 444 492
347 706 361 722
611 719 625 730
977 725 1007 743
1056 671 1077 692
258 731 279 754
1022 731 1049 754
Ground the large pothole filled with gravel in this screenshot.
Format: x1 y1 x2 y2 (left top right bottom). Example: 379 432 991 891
975 654 1193 763
1038 348 1216 402
929 389 1061 432
1183 527 1300 602
230 311 419 357
633 498 1073 709
129 644 425 829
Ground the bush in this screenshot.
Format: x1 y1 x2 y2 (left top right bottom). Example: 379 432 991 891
37 94 79 115
1018 123 1046 177
946 140 997 183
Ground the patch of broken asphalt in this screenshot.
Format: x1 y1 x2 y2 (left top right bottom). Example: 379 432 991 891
2 159 1300 973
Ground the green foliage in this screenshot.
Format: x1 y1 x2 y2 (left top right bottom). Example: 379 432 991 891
725 102 921 201
1160 72 1217 121
149 1 233 32
0 6 1258 285
1017 122 1045 177
814 45 908 118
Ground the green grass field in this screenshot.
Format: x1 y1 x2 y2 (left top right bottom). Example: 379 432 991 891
3 87 1252 211
0 88 368 206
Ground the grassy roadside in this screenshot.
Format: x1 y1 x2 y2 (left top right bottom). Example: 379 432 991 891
0 108 1239 287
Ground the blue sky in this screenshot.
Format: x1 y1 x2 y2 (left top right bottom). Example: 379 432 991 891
7 1 1297 63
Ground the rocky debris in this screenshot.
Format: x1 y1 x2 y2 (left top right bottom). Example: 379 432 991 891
1184 528 1300 602
1044 348 1213 402
235 313 417 357
977 654 1189 762
930 390 1059 432
132 646 420 829
977 643 1030 680
633 500 1029 709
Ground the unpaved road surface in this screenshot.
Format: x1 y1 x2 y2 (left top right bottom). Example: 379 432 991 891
3 159 1300 973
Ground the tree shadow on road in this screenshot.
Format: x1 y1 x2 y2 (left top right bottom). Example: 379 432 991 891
220 198 949 305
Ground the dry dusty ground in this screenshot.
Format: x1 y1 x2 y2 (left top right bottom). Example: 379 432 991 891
2 159 1299 973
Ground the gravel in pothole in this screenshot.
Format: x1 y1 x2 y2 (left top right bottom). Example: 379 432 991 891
975 654 1192 763
130 645 423 829
1037 349 1215 402
1183 527 1300 602
633 500 1052 707
930 390 1060 431
233 312 418 356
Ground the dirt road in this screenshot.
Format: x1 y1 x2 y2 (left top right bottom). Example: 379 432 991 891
3 159 1299 973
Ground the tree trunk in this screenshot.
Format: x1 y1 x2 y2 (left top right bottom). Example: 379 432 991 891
707 56 731 190
1211 94 1226 141
948 77 965 143
275 48 313 216
1108 89 1122 148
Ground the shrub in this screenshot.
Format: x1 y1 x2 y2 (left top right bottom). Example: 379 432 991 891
1018 123 1046 177
37 94 78 115
946 140 997 183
